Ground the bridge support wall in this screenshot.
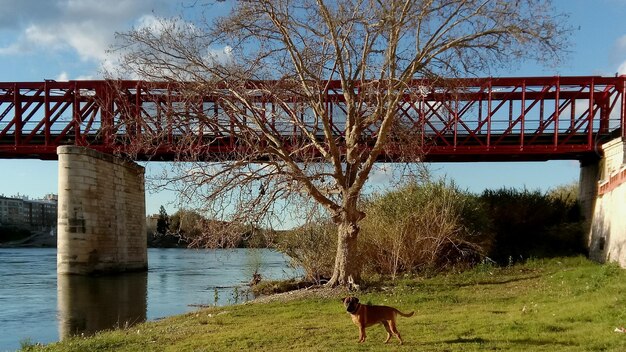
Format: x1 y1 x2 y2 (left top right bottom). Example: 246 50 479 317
57 146 147 275
583 137 626 266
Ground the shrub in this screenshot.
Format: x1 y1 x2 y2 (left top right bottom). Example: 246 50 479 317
273 221 336 283
0 225 31 243
359 180 491 278
480 186 584 264
273 181 584 281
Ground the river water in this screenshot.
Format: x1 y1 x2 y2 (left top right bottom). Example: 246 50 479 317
0 247 301 351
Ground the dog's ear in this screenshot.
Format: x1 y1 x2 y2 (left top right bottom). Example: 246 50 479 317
353 297 359 303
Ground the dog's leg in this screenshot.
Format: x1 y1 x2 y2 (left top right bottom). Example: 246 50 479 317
382 321 393 343
358 325 366 343
389 319 403 344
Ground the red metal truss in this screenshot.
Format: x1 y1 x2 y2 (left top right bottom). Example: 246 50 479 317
0 76 624 162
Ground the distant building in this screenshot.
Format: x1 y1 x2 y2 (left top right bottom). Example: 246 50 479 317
0 194 58 230
0 196 23 226
146 215 159 233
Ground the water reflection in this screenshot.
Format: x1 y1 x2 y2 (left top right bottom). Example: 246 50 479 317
0 248 300 350
57 272 147 338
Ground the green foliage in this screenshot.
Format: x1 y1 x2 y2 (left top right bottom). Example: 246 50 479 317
150 207 269 248
480 187 584 264
0 225 31 242
30 257 626 351
274 181 584 280
168 209 204 239
548 182 579 205
147 207 190 248
251 278 311 296
19 337 40 351
156 205 169 236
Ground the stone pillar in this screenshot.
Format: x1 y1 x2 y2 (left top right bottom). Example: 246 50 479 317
585 137 626 266
57 146 147 275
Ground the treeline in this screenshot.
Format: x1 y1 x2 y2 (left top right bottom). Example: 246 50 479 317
0 225 32 243
147 206 269 248
149 181 585 282
274 181 585 282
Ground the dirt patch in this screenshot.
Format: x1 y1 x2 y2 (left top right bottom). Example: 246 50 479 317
247 285 347 305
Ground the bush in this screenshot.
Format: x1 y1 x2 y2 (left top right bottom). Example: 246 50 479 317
273 181 584 281
480 186 584 264
359 180 491 278
0 225 31 243
273 221 336 283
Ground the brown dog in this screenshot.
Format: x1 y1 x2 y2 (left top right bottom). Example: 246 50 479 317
343 296 414 344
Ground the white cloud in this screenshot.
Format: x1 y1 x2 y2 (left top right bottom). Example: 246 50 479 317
0 0 236 80
136 14 169 33
367 165 394 185
55 71 93 81
0 0 172 76
75 74 95 80
56 72 69 81
0 42 24 55
135 14 202 37
24 25 59 48
206 45 234 66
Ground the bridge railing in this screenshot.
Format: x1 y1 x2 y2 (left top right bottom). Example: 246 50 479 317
0 76 624 161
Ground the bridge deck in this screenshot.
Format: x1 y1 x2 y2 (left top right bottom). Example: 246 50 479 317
0 76 624 162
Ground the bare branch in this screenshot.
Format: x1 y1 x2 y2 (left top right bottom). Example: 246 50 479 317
110 0 570 286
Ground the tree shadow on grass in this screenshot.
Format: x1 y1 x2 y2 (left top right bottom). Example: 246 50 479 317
439 336 578 347
395 274 543 293
453 274 543 288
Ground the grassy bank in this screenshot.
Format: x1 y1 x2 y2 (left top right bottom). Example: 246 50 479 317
26 257 626 351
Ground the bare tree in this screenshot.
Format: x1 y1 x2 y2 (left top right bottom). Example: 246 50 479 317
111 0 569 286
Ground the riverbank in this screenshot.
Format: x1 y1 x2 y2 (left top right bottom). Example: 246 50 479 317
0 230 56 248
24 256 626 351
0 231 191 248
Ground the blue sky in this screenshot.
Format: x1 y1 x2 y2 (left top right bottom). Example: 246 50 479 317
0 0 625 216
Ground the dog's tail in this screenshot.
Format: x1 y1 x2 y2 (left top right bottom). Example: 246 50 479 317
396 310 414 318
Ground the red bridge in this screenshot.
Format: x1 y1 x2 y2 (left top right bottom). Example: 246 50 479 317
1 76 624 162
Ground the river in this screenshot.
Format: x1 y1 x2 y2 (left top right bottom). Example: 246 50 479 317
0 247 301 351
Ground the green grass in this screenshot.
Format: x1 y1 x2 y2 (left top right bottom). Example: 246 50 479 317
26 257 626 351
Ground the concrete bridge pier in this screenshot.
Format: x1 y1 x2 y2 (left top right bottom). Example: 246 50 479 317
57 146 147 275
581 137 626 267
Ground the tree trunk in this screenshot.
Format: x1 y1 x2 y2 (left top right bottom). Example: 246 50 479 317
327 220 361 287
